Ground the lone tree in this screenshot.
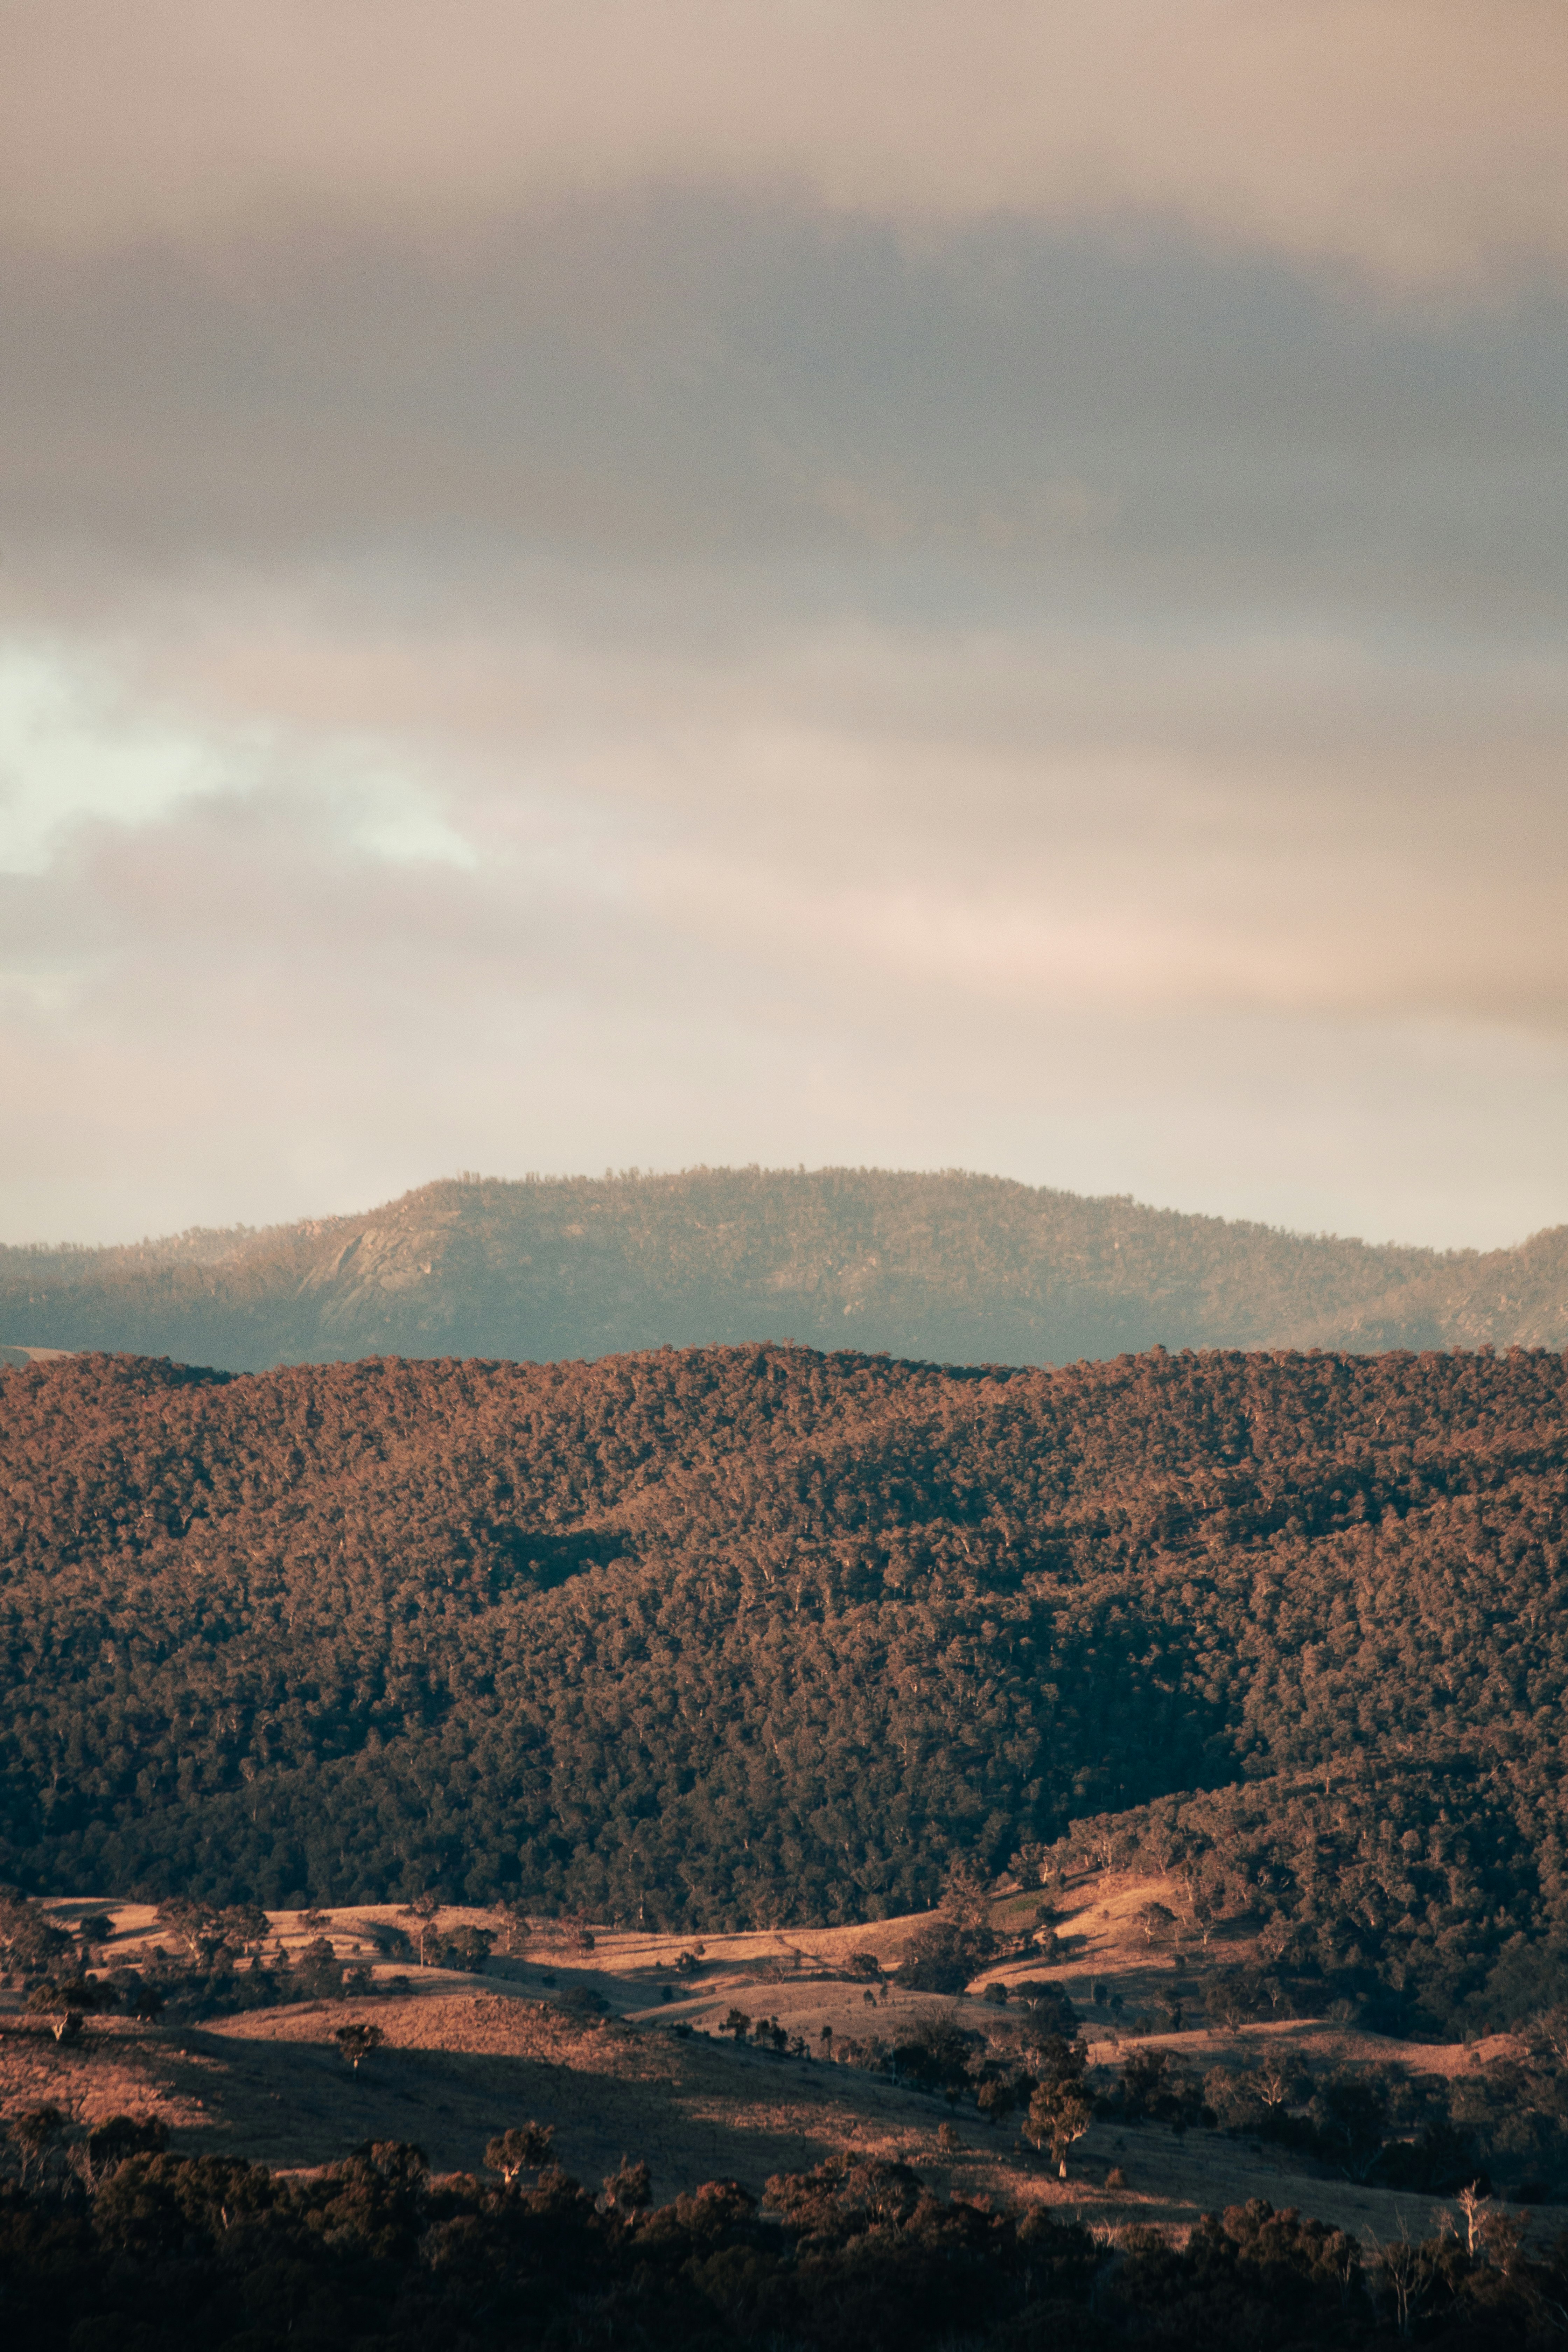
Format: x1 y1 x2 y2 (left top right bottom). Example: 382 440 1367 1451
1025 2077 1095 2179
485 2121 554 2184
1210 1979 1255 2033
1022 2032 1095 2180
127 1977 166 2024
295 1936 346 2002
940 1857 993 1934
401 1894 443 1966
496 1899 533 1958
154 1897 212 1963
9 2104 66 2185
602 2156 652 2213
1137 1901 1178 1947
1009 1841 1051 1888
1015 1985 1081 2042
153 1898 270 1966
0 1890 72 1978
441 1924 495 1974
76 1912 116 1958
1186 1887 1221 1948
27 1976 117 2042
334 2021 386 2072
1260 2060 1307 2117
976 2077 1018 2124
84 2114 170 2178
1315 2072 1390 2183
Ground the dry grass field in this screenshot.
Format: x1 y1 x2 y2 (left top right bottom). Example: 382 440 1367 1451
4 1874 1559 2252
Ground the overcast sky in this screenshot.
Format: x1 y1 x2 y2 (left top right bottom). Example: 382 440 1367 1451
3 0 1567 1251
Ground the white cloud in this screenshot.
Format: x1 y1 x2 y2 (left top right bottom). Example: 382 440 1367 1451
0 640 254 874
0 635 480 881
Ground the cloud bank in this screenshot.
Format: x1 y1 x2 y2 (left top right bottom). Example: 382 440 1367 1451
7 1 1568 290
1 4 1565 1255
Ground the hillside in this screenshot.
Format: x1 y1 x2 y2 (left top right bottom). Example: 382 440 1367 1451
7 1887 1562 2226
2 1342 1565 2039
6 1883 1564 2352
3 1167 1565 1371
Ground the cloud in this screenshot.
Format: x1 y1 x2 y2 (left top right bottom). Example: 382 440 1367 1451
7 204 1568 620
0 640 251 875
0 632 482 894
5 1 1568 290
3 585 1567 1252
6 766 1566 1254
54 582 1564 1027
4 5 1566 1255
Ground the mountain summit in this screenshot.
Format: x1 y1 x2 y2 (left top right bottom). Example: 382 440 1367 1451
2 1166 1564 1372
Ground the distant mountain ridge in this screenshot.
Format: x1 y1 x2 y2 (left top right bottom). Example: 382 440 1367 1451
1 1165 1565 1371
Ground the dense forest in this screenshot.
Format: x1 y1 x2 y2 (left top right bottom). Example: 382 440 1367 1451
2 1343 1565 2038
3 1167 1566 1371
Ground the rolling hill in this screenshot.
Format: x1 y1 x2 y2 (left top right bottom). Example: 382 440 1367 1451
2 1340 1564 2039
2 1166 1566 1371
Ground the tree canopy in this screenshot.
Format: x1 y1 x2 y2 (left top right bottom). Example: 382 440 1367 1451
1 1340 1565 2034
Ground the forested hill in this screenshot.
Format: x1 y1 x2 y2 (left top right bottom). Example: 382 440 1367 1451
3 1342 1566 2035
2 1166 1566 1370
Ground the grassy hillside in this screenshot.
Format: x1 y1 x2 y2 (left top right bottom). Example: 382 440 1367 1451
2 1342 1564 2038
3 1883 1564 2352
7 1888 1561 2218
4 1166 1564 1369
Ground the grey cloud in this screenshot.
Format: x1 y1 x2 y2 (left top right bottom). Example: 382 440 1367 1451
7 207 1568 631
7 1 1568 290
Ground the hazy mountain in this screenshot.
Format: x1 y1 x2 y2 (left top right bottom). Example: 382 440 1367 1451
1 1166 1564 1372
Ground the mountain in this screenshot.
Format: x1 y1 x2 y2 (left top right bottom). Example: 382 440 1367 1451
3 1340 1564 2036
3 1166 1565 1371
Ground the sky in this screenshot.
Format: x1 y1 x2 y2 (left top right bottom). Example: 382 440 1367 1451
3 1 1568 1252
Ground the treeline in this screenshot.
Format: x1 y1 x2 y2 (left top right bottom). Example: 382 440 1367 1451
2 1342 1566 2032
2 2126 1565 2352
4 1165 1565 1370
